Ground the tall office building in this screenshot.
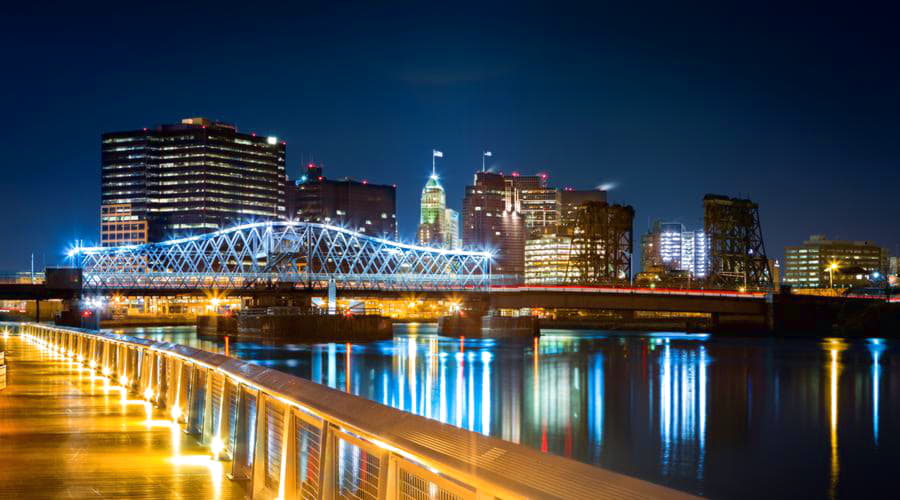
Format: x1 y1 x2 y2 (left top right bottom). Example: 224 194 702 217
520 187 560 237
462 172 527 277
641 221 709 277
443 208 461 249
101 117 286 241
415 173 460 249
783 235 888 289
286 163 397 238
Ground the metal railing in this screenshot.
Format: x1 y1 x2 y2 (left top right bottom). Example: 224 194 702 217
14 322 693 500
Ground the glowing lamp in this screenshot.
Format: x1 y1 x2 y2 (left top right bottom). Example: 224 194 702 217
210 436 225 459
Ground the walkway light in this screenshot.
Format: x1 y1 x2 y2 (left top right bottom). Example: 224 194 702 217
210 436 225 459
171 406 182 421
143 387 154 401
118 375 129 387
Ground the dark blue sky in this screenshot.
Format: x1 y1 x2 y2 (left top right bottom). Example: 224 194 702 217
1 1 898 270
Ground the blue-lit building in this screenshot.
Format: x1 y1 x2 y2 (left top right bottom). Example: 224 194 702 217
643 221 709 278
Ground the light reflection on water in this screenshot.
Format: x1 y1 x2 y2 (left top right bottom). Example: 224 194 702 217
115 324 897 499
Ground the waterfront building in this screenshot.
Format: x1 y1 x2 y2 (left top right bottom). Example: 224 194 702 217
524 233 573 284
100 204 148 247
287 163 397 238
783 235 888 289
640 221 709 277
101 117 286 241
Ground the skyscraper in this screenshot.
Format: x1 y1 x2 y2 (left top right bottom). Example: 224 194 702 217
462 172 527 277
416 173 460 249
101 117 286 242
286 163 397 238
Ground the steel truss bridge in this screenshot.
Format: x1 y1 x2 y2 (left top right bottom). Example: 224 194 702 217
73 221 492 292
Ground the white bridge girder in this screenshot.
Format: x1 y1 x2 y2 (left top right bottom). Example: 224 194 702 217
75 222 492 292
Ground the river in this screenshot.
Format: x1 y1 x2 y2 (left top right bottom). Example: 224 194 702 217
110 324 897 499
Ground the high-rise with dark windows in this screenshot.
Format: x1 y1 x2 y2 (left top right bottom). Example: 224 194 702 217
101 117 286 242
462 172 527 277
286 163 397 239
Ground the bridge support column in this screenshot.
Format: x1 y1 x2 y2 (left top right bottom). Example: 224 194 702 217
34 300 40 322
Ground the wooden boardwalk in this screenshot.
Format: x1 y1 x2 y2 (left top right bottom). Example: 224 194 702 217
0 334 246 499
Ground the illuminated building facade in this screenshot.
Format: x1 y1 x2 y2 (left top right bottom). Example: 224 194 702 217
101 117 286 241
522 187 613 284
641 221 709 277
524 234 573 284
100 204 148 247
520 187 560 237
287 163 397 238
783 235 888 289
444 208 461 249
416 174 460 249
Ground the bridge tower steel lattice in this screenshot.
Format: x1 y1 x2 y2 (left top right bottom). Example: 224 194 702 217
703 194 773 289
565 202 634 285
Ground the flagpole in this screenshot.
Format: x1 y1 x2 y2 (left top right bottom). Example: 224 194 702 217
482 151 485 172
432 150 436 177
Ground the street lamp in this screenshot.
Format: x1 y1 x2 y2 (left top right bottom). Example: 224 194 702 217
827 261 840 290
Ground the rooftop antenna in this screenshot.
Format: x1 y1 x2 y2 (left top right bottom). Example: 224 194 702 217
432 149 443 178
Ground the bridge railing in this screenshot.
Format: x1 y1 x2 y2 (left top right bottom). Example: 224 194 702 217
14 322 691 500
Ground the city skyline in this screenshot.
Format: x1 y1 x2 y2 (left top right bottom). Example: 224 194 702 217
2 3 899 270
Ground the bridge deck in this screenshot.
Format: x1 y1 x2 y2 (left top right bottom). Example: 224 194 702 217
0 335 244 500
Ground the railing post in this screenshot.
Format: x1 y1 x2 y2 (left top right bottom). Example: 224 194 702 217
280 406 297 500
383 453 398 499
250 393 268 498
319 422 335 500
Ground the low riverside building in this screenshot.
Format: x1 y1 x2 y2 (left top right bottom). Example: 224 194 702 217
783 235 888 290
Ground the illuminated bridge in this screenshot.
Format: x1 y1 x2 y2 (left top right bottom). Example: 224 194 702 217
72 221 492 293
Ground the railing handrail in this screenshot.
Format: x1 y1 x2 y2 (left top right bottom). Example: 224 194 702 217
14 322 695 500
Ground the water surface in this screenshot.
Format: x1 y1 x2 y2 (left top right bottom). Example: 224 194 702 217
115 324 898 499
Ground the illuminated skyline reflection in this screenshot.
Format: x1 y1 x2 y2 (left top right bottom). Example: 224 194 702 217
124 325 898 499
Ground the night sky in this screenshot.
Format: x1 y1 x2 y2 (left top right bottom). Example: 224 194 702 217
1 2 898 271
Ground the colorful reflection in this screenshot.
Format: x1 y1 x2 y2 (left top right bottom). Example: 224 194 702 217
123 325 898 500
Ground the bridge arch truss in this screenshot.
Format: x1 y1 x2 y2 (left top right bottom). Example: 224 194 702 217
75 221 491 292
